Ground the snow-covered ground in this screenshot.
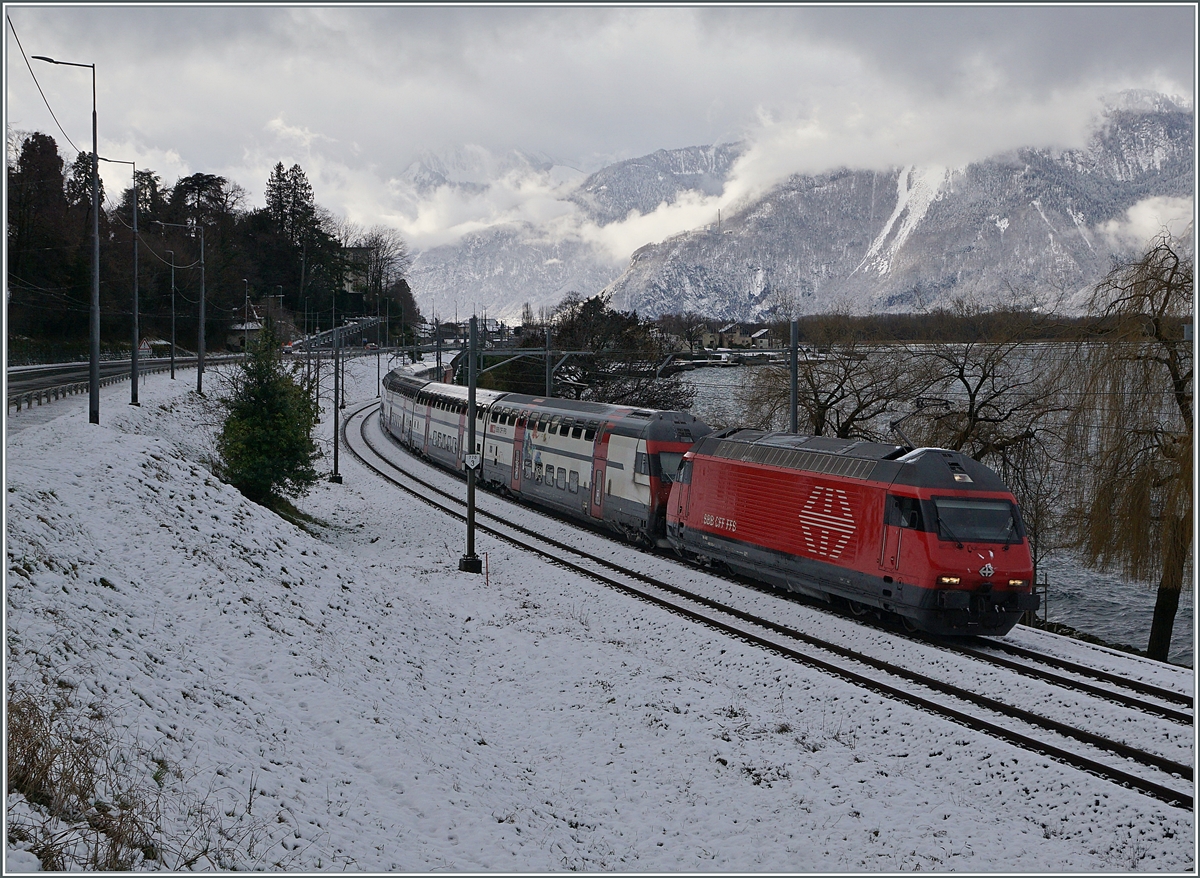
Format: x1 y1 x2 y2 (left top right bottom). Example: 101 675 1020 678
4 360 1196 871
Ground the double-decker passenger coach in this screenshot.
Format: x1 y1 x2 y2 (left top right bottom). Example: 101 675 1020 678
381 370 712 546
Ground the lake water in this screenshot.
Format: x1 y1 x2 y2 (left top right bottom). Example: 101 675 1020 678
680 365 1195 667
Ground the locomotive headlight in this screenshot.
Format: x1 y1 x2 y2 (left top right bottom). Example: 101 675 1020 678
937 575 961 586
1008 579 1027 588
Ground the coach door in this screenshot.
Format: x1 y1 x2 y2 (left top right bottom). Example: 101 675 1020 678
421 399 433 455
510 416 527 492
456 406 469 469
589 423 613 519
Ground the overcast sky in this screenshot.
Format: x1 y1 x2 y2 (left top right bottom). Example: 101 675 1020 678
5 4 1195 254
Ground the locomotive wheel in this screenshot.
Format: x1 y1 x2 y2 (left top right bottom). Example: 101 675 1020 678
900 615 920 633
848 600 870 616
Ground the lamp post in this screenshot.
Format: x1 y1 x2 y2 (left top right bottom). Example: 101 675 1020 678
166 250 175 379
33 54 99 423
155 220 205 394
790 318 799 433
330 311 342 483
100 156 139 405
242 279 250 355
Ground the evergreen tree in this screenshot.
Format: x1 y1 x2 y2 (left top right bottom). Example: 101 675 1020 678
264 161 289 233
7 134 90 346
285 164 315 246
119 169 166 227
64 150 103 209
217 322 321 507
263 162 316 247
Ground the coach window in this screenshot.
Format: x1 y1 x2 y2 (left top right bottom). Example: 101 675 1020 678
535 461 543 483
583 427 595 441
557 467 567 489
569 470 579 493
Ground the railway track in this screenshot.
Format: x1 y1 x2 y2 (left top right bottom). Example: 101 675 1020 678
343 400 1194 810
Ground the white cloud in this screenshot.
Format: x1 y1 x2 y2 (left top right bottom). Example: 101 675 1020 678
5 5 1192 260
266 116 333 149
1095 197 1195 251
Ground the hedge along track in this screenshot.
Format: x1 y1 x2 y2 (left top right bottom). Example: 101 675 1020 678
342 401 1193 810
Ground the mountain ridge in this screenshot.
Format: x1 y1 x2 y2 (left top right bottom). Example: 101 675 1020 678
403 93 1192 322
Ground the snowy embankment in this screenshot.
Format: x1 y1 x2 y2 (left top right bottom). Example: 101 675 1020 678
4 361 1195 872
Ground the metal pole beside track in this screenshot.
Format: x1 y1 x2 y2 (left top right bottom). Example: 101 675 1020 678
790 319 799 433
331 320 342 484
460 315 482 573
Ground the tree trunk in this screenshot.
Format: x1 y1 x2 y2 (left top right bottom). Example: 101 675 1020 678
1146 513 1192 662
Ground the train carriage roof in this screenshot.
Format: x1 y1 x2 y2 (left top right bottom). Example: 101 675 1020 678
383 370 509 409
382 371 430 394
425 384 508 408
496 392 710 441
693 429 1009 492
496 393 635 419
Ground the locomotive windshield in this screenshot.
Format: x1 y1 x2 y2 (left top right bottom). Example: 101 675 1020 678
932 498 1021 543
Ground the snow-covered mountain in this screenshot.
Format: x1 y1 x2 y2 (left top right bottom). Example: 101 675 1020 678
402 145 747 322
567 144 745 226
405 93 1192 322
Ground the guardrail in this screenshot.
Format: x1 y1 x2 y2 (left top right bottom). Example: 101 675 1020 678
8 361 178 415
6 349 382 415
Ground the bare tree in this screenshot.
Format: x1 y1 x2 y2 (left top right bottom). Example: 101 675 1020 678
737 312 930 440
356 225 412 303
1064 234 1193 661
658 312 710 354
911 302 1066 463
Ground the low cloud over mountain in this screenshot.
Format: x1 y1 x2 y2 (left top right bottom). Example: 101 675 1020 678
403 92 1192 322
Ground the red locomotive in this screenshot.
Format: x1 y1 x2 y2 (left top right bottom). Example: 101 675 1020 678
666 428 1038 635
382 371 1038 635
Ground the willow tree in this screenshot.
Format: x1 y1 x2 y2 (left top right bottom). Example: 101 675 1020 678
1066 235 1193 662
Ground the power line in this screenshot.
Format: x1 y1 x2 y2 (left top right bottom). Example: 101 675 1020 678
5 15 81 154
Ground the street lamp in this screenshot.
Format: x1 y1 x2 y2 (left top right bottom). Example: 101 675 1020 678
166 250 175 379
99 156 139 405
155 220 205 394
33 54 99 423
